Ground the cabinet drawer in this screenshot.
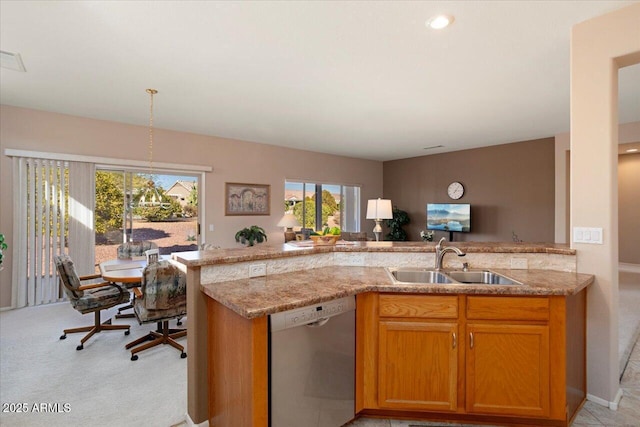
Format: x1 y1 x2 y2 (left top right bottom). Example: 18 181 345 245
467 296 549 321
379 294 458 318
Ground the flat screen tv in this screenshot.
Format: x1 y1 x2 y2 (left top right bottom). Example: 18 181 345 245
426 203 471 233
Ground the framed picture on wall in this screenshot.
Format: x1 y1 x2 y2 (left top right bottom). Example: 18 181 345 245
225 182 271 216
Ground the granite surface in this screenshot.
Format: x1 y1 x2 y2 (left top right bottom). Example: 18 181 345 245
174 241 576 267
199 266 594 319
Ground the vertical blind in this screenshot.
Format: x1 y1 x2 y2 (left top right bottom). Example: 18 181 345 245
11 157 95 308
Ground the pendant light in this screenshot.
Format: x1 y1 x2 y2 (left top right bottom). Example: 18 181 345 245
138 89 167 208
146 88 157 190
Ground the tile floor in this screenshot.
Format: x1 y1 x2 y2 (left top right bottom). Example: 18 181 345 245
346 338 640 427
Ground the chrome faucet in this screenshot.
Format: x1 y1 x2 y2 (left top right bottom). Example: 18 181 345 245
435 237 466 271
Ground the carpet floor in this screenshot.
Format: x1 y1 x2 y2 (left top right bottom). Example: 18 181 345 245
0 302 187 427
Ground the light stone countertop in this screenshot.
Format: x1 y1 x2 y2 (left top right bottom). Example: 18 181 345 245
199 266 594 319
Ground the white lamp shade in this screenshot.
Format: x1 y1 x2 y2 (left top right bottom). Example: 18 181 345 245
366 198 393 220
277 213 300 228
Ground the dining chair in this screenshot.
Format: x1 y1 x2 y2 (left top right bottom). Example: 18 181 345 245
200 243 221 250
115 241 159 318
126 259 187 360
54 254 131 350
117 240 158 259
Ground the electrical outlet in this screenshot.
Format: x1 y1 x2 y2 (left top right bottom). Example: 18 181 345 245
511 258 528 269
249 263 267 278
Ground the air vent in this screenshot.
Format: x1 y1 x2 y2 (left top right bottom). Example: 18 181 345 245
0 50 27 72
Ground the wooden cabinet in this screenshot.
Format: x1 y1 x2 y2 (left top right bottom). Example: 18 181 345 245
357 292 586 426
465 323 549 417
377 295 459 411
465 296 550 417
379 320 458 411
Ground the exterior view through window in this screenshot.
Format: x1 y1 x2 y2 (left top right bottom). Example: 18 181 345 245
284 181 360 232
94 170 199 269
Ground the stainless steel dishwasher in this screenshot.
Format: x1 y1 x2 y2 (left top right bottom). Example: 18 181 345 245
270 295 356 427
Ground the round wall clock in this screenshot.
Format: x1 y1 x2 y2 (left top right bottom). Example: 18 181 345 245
447 181 464 200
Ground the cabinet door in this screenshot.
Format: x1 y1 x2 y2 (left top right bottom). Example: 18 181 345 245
466 323 549 417
378 320 458 411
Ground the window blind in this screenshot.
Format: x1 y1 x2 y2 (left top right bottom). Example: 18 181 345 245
11 157 95 307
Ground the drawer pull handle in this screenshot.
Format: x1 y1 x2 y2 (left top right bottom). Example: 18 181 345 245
470 332 474 349
452 332 457 349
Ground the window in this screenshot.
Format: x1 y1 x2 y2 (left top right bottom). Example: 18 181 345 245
284 181 361 232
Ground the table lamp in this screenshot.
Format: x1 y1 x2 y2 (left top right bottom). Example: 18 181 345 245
366 198 393 242
277 213 300 242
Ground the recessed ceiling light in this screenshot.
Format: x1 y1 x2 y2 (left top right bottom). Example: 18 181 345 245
426 15 454 30
626 148 639 153
0 50 26 72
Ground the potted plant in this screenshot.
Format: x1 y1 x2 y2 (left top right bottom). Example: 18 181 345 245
385 206 410 241
420 230 434 242
235 225 268 247
0 233 7 271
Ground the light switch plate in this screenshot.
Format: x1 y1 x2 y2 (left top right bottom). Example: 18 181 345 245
573 227 603 244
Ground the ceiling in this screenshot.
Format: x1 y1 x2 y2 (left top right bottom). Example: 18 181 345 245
1 1 638 161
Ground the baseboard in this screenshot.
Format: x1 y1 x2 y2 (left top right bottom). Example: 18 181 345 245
0 305 14 312
587 388 623 410
185 413 209 427
611 388 624 410
619 263 640 273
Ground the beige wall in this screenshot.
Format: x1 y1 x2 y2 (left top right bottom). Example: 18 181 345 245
555 121 640 245
554 132 571 243
571 2 640 405
619 152 640 264
383 138 555 243
0 105 383 308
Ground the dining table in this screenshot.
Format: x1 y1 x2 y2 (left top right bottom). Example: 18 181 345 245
100 255 179 340
99 255 169 284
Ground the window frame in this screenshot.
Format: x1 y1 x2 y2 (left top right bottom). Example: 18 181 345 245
284 180 361 232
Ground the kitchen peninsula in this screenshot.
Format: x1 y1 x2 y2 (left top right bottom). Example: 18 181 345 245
173 242 593 427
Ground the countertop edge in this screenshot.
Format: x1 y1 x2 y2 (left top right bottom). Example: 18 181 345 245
199 267 594 320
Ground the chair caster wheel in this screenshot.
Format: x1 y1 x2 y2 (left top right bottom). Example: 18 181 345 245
125 330 130 335
60 334 67 340
131 355 138 361
181 352 187 359
76 345 83 351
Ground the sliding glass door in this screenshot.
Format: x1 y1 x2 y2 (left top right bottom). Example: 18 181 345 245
94 169 199 268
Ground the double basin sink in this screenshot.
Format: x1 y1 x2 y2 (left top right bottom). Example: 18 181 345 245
386 267 522 286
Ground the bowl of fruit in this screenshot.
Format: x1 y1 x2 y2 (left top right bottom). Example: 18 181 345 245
309 227 341 246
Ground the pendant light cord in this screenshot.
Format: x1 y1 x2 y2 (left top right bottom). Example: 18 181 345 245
146 89 158 183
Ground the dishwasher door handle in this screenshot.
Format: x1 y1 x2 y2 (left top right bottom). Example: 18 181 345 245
306 317 330 328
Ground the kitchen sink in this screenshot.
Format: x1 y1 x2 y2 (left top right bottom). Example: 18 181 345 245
386 267 521 286
445 270 522 285
387 268 454 284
